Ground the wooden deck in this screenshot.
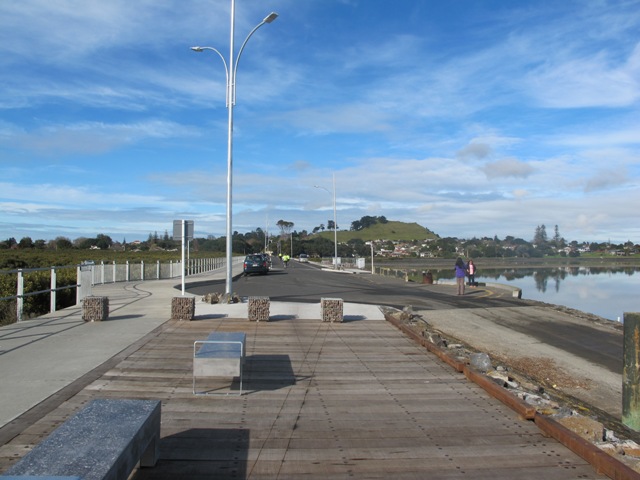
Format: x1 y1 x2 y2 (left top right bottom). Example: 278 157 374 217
1 315 607 479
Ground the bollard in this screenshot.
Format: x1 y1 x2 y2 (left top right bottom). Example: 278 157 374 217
248 296 270 322
321 298 343 323
82 296 109 322
623 312 640 431
171 296 195 320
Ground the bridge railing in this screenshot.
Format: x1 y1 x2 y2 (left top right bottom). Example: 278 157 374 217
0 257 240 325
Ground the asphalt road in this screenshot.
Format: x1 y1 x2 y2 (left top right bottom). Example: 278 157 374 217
187 260 621 374
187 260 625 417
187 260 522 310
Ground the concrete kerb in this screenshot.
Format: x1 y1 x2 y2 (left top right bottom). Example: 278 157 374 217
318 267 372 275
433 279 522 298
383 308 639 480
196 299 385 322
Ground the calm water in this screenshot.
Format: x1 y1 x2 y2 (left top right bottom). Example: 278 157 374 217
384 261 639 322
471 266 640 322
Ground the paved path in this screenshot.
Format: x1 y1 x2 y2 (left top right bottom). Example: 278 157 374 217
0 275 184 427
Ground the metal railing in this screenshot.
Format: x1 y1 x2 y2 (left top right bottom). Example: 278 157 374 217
0 257 242 324
0 266 78 323
318 257 367 270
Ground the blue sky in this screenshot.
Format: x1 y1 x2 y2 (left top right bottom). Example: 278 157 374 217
1 0 639 244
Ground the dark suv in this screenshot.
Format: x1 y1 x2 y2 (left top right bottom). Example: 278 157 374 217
243 254 270 275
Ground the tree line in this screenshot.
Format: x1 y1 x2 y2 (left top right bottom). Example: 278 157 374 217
2 220 637 261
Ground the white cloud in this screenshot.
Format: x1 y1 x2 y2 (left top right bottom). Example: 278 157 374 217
550 125 640 148
281 104 392 135
457 143 492 161
584 168 628 193
524 50 640 108
482 158 535 179
1 120 198 156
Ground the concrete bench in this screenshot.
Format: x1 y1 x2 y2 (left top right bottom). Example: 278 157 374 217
193 332 246 395
0 398 160 480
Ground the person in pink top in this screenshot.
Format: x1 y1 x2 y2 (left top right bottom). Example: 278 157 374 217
467 259 476 287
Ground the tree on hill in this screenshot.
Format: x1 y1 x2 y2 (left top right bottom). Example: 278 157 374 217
277 220 294 237
350 215 389 231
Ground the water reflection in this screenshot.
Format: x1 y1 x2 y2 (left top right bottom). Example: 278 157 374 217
433 266 639 321
486 266 637 294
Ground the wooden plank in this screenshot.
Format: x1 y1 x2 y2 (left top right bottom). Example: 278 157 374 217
2 317 611 479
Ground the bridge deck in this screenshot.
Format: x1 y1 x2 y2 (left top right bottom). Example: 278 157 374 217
1 316 606 479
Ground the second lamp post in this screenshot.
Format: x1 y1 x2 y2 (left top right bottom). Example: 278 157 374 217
315 173 338 269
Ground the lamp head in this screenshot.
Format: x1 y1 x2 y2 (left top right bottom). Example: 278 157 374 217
190 46 203 52
264 12 278 23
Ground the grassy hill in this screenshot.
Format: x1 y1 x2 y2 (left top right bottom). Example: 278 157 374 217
314 221 438 243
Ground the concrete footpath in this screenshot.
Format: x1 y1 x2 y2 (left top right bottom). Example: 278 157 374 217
0 267 384 429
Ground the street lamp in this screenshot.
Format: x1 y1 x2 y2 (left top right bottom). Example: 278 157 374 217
314 172 338 269
192 2 277 302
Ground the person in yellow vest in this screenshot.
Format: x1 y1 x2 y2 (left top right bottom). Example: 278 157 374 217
282 254 290 268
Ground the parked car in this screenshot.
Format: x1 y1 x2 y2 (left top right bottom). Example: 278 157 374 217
260 253 272 270
243 254 269 275
298 253 309 263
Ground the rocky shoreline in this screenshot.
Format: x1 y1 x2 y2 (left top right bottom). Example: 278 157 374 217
382 304 640 474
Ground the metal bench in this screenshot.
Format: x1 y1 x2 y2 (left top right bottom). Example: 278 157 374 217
0 398 160 480
193 332 246 395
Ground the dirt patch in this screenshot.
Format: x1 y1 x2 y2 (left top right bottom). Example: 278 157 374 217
492 354 592 390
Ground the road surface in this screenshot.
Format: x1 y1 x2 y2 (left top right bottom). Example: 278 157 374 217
187 260 624 418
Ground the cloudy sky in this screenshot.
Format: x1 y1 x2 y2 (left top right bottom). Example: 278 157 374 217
1 0 639 244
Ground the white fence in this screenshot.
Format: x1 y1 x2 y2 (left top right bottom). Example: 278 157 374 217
0 257 239 323
319 257 366 269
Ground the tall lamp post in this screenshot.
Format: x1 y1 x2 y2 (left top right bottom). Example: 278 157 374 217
191 2 277 302
314 172 338 269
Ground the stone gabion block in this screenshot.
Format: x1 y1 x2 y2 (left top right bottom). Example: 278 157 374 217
321 298 343 323
172 296 195 320
248 296 270 322
82 296 109 322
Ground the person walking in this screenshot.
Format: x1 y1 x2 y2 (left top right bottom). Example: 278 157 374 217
467 259 476 287
454 257 466 295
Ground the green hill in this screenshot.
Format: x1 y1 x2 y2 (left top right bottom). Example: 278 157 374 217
314 221 438 243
